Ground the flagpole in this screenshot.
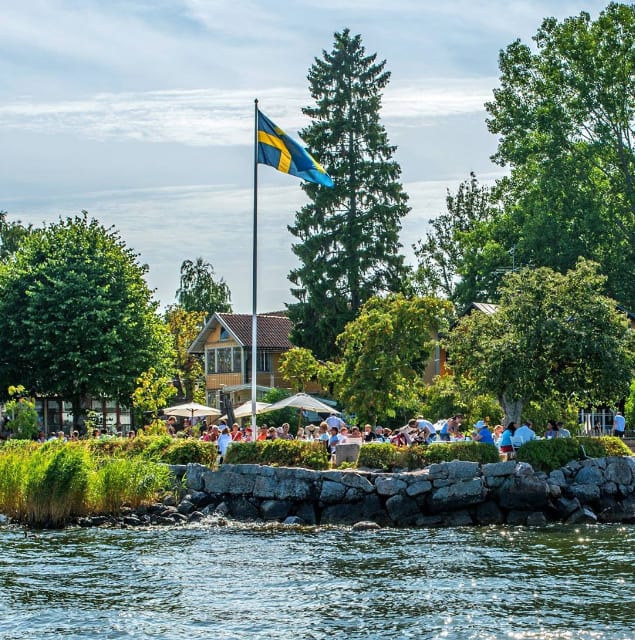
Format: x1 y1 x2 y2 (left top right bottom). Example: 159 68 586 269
250 99 259 437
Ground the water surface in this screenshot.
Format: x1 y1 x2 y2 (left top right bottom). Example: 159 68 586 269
0 522 633 639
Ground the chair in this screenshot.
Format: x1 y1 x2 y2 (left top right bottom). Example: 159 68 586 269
510 435 525 458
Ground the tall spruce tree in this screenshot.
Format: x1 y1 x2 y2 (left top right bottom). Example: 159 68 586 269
287 29 410 360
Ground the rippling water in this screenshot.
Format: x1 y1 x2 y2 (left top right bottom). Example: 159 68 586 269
0 522 633 639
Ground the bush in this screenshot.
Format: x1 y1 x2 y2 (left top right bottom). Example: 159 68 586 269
224 440 329 470
516 436 632 472
357 443 399 471
161 439 218 466
424 442 500 466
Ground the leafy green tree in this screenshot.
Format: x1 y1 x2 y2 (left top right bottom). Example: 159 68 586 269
485 3 635 309
0 213 175 426
332 294 452 425
278 347 320 392
287 29 410 360
131 367 177 430
176 257 231 320
164 305 206 402
412 173 506 309
445 259 634 424
0 211 31 261
4 385 39 439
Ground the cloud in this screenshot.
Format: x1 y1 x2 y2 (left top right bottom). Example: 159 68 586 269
0 78 493 147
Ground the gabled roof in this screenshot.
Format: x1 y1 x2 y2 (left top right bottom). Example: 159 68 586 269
465 302 499 316
188 312 293 353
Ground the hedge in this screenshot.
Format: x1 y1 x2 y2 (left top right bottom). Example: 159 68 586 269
224 440 330 470
515 436 632 472
357 441 500 471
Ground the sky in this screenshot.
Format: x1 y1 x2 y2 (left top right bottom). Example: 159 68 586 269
0 0 611 313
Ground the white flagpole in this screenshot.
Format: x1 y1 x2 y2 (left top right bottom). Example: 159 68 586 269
250 99 259 436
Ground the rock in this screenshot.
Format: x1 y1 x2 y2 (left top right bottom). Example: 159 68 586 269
260 500 291 521
160 506 178 516
598 502 635 524
283 516 305 525
565 507 597 525
162 495 177 507
122 515 143 527
167 464 187 479
482 460 517 478
214 502 230 516
177 500 195 515
188 511 205 522
429 479 486 513
566 483 601 504
447 461 480 480
319 480 347 504
339 472 375 493
352 521 381 531
294 503 317 526
405 479 433 497
185 463 209 491
188 490 211 507
375 476 407 496
475 501 504 525
574 465 603 485
227 498 260 520
427 463 449 480
498 476 549 511
415 514 443 527
443 510 473 526
605 459 633 486
321 502 367 525
385 495 421 526
515 462 534 476
553 496 581 519
506 510 530 525
548 470 567 487
526 512 548 527
0 514 8 525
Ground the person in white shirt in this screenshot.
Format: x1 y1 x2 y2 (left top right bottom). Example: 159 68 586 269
514 422 536 443
613 411 626 438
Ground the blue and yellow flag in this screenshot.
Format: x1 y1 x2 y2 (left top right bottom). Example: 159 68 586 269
257 110 334 188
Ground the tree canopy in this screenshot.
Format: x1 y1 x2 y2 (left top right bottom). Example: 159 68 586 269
445 259 634 424
331 294 451 425
0 213 174 425
485 2 635 309
176 257 232 320
287 29 410 360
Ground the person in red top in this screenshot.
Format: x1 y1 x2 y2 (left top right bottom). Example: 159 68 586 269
230 423 243 442
256 425 268 441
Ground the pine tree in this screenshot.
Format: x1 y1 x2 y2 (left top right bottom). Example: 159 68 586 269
287 29 410 360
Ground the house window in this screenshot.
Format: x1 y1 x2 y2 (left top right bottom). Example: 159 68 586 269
220 327 230 341
257 350 272 372
206 346 243 374
216 347 232 373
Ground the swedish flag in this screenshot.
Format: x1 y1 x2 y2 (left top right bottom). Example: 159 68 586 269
257 110 334 188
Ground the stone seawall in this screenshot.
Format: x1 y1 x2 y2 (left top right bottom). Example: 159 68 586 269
181 457 635 528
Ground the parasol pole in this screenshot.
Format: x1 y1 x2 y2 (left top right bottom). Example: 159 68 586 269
250 99 259 437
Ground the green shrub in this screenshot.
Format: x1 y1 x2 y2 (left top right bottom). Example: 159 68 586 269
162 439 218 466
137 435 175 461
23 442 91 527
424 442 500 465
516 436 632 472
90 458 172 514
224 440 329 470
357 443 399 471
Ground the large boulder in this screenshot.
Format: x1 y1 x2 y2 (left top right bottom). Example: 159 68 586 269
498 475 549 511
429 478 486 513
385 495 421 526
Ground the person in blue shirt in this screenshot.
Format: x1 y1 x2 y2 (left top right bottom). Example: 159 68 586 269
472 420 494 445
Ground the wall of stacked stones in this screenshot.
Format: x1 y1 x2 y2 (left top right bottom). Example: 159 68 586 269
182 456 635 527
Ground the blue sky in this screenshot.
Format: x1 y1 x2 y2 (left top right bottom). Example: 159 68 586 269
0 0 609 312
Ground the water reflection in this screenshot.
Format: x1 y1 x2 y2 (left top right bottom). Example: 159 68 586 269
0 523 634 639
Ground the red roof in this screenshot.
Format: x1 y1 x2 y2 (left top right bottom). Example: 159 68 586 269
218 313 293 349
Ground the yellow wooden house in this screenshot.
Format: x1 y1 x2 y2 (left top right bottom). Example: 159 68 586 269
188 312 295 409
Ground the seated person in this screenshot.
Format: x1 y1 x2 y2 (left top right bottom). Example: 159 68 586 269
472 420 494 445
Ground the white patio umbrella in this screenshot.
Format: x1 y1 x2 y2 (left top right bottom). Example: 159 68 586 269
221 400 271 421
163 401 221 419
261 393 340 415
260 393 339 430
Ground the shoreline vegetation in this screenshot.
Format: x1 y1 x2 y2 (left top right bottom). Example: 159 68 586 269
0 436 631 529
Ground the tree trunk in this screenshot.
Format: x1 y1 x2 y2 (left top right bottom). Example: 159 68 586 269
499 393 524 426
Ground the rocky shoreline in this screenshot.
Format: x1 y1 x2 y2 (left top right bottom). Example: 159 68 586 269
72 456 635 529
